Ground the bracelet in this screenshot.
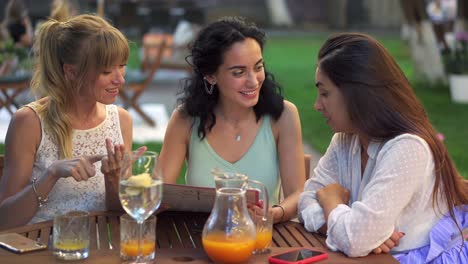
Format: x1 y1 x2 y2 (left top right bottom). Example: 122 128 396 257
31 177 48 208
272 204 285 221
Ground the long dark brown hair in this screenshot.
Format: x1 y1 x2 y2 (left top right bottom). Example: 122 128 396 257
318 32 467 230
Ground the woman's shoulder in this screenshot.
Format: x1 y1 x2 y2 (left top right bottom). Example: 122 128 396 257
383 134 431 151
25 97 48 110
14 105 40 122
164 106 193 146
168 106 193 131
379 133 433 160
9 104 41 137
114 105 132 129
327 133 356 151
274 100 299 124
282 100 298 113
114 105 131 121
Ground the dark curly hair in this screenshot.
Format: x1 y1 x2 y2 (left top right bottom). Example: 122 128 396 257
179 16 284 139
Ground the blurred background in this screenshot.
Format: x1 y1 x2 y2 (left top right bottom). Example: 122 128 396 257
0 0 404 34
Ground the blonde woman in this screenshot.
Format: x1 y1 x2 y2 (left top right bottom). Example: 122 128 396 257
0 14 132 229
49 0 80 22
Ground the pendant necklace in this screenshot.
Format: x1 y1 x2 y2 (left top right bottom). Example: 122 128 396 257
218 111 245 142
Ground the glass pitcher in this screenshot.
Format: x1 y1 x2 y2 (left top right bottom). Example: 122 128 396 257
202 170 269 264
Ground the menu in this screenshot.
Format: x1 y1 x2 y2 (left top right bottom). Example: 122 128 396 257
162 183 260 212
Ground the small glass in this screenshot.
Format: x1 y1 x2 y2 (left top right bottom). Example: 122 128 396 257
253 210 273 254
53 211 90 260
120 214 156 262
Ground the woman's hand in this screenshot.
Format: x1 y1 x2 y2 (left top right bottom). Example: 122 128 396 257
316 183 350 223
373 231 405 254
247 203 266 221
101 138 125 176
316 183 350 207
48 155 103 181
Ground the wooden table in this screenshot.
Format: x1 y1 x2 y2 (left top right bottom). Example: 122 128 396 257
0 211 398 263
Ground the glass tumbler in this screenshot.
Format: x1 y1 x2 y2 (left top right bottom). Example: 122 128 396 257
253 210 273 254
120 214 157 262
53 211 90 260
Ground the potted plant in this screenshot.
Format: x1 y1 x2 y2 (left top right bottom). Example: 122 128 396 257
443 31 468 103
0 39 28 76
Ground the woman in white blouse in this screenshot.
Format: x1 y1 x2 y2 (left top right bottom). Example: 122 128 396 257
298 33 467 262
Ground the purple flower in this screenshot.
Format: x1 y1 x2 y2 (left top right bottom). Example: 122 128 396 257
455 31 468 42
437 133 445 142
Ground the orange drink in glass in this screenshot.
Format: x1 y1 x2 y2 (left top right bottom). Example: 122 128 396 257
253 211 273 254
53 211 90 260
202 231 255 264
255 228 273 250
120 214 156 262
121 239 155 257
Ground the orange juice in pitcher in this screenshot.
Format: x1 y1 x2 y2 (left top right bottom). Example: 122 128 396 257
202 171 267 263
202 231 255 263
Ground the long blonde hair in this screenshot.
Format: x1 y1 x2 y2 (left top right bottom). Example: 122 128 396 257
50 0 79 22
31 14 129 158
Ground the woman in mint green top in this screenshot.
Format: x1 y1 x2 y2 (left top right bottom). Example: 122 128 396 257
159 17 306 223
187 115 280 205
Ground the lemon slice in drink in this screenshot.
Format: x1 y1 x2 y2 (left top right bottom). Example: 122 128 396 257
125 173 152 195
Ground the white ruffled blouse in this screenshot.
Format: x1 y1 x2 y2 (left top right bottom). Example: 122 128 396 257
298 133 446 257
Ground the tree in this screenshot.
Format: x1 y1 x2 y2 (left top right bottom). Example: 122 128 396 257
400 0 445 82
456 0 468 31
266 0 293 27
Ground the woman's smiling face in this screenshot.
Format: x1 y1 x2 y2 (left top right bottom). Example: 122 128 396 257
205 37 265 109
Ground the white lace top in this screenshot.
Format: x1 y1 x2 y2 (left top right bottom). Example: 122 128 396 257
298 133 446 257
27 103 124 223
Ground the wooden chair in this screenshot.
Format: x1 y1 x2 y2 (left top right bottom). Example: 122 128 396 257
0 73 31 115
119 39 166 127
0 154 4 180
147 21 200 75
304 154 311 179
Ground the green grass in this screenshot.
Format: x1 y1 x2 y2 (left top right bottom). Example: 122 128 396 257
263 34 468 178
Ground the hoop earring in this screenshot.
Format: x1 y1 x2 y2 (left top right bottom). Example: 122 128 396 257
204 79 215 95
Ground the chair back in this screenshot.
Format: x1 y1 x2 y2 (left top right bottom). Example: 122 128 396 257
158 21 200 74
0 154 4 180
304 154 311 179
138 38 167 89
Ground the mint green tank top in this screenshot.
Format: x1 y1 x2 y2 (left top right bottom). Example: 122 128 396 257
186 115 280 205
